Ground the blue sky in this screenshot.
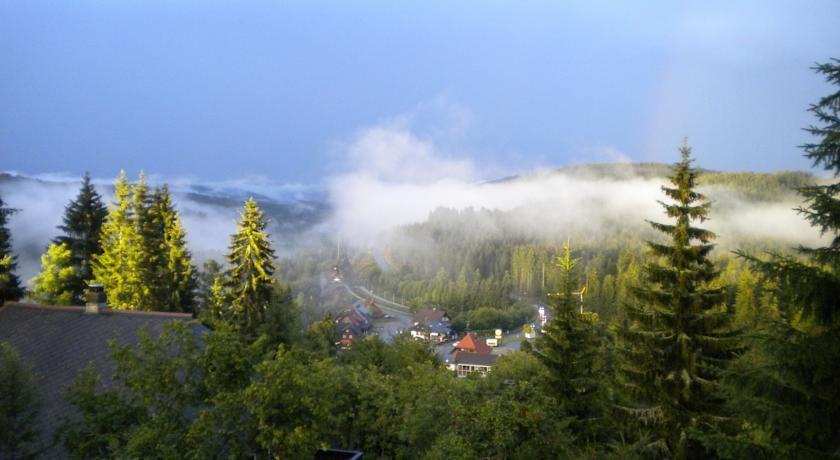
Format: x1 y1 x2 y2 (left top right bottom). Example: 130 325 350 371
1 1 838 184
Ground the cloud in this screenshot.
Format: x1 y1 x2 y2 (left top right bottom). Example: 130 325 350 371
327 116 824 250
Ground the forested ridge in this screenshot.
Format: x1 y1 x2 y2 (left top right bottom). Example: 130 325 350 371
0 60 838 458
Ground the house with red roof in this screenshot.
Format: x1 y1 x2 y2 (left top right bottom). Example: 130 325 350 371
448 332 498 377
452 332 493 354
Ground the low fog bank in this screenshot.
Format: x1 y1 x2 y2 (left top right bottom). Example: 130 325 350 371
0 173 328 284
326 124 825 257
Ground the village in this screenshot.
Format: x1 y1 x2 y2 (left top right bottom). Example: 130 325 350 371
331 294 549 377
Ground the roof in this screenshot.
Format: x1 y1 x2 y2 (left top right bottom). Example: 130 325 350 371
364 299 384 318
336 321 369 337
427 321 452 335
454 332 492 354
413 309 448 325
335 308 371 327
0 302 204 459
451 350 498 367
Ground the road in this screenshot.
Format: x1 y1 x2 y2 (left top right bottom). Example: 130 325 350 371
337 281 542 357
336 282 413 342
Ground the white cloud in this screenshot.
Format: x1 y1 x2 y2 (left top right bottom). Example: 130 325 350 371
327 116 824 250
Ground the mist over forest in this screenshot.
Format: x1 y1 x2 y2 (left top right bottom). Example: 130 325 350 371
1 158 823 285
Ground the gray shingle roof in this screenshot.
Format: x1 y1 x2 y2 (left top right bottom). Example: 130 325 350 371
413 309 449 325
450 350 498 367
0 302 204 459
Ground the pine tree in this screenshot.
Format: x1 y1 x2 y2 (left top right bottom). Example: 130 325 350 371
0 195 23 303
148 186 196 312
133 172 159 309
535 241 606 440
224 198 277 336
29 243 77 305
54 173 108 303
615 142 739 458
715 59 840 459
94 171 147 310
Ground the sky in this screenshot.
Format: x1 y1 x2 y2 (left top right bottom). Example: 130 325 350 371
1 1 839 185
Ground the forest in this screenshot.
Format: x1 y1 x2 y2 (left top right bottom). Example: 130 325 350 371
0 59 838 459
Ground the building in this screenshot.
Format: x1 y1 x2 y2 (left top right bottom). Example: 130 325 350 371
449 351 498 377
452 332 493 354
334 306 373 349
413 309 450 325
0 300 205 459
409 308 454 343
447 332 498 377
352 299 383 320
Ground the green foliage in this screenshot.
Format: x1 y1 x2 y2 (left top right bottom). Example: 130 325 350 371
93 172 195 311
223 198 277 337
304 312 337 357
59 322 265 459
148 186 196 312
258 283 301 346
29 242 77 305
58 319 580 459
195 258 223 314
0 195 23 303
59 364 143 458
535 242 607 442
93 171 149 310
0 342 40 459
715 59 840 459
53 173 108 304
615 143 739 458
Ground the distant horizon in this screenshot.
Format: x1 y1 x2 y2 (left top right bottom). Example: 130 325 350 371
0 157 829 194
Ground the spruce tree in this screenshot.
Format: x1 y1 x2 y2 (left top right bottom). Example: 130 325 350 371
224 198 277 336
714 59 840 459
535 241 605 439
133 172 159 308
54 173 107 303
94 171 147 310
29 243 77 305
615 142 738 458
159 186 196 312
145 186 196 312
0 196 23 303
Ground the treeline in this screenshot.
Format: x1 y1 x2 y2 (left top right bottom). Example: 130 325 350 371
351 204 776 332
1 172 196 311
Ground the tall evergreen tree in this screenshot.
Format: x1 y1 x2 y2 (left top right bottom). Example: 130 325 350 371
615 142 738 458
143 186 196 312
54 173 108 303
29 243 77 305
133 172 159 308
157 186 196 312
224 198 277 336
535 241 606 440
94 171 147 310
714 59 840 459
0 195 23 303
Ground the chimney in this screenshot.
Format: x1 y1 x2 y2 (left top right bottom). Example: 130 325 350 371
84 284 107 314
